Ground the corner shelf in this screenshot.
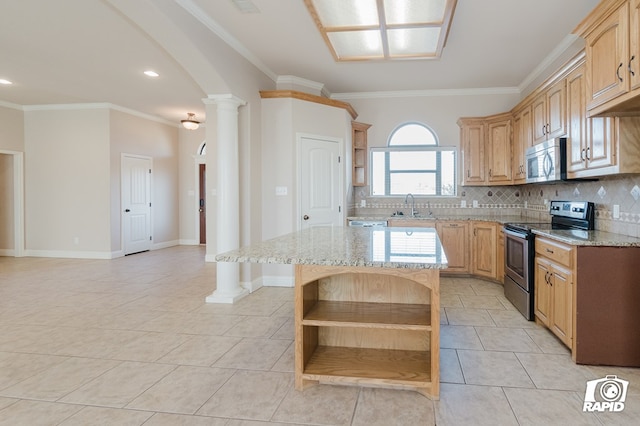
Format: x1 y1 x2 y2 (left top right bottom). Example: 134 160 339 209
352 121 371 187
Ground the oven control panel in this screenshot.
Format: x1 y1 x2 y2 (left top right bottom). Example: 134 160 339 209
549 201 593 220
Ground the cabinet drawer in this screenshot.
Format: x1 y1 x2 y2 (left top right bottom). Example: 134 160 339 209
535 238 573 267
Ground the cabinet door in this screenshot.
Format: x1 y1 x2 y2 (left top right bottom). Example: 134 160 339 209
566 64 588 174
436 221 469 273
532 94 548 144
550 265 573 347
461 123 486 185
534 258 552 326
585 2 629 110
546 80 567 139
472 222 496 279
513 107 532 183
486 119 512 183
587 116 617 170
630 0 640 91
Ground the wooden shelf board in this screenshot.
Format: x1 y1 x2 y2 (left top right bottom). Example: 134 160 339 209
303 346 432 385
303 301 431 330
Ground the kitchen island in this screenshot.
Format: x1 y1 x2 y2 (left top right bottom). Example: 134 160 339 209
216 226 448 399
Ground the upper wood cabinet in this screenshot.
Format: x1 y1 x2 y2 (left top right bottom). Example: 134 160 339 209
458 113 512 186
577 0 640 115
512 106 532 184
459 118 485 185
532 79 567 144
351 121 371 187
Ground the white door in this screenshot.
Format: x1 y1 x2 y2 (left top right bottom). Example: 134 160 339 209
122 155 151 255
298 136 342 230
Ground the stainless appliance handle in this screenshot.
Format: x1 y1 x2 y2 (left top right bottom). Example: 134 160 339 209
542 151 554 178
503 228 529 240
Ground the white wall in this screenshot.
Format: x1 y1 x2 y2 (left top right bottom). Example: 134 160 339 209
110 110 180 253
24 108 111 256
0 154 13 252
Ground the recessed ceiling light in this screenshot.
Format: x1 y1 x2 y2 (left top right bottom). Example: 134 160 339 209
144 70 159 77
0 79 13 85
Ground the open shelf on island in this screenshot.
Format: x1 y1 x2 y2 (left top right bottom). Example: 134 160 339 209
302 346 432 386
303 300 431 330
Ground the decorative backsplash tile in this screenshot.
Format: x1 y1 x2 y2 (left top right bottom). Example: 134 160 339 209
352 174 640 237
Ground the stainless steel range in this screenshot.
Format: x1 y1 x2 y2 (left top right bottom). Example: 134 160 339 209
503 201 595 320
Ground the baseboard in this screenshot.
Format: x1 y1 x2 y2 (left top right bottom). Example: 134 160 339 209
179 239 200 245
0 248 15 256
23 249 113 260
261 275 295 287
243 278 263 293
152 240 179 250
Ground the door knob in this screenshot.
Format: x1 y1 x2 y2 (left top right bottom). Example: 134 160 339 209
124 209 130 212
199 208 204 212
303 215 309 220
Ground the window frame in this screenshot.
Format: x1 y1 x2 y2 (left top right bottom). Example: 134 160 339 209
370 123 457 197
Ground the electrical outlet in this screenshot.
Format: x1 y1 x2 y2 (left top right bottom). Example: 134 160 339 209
460 200 467 208
472 200 478 208
613 204 620 219
275 186 288 196
360 199 366 207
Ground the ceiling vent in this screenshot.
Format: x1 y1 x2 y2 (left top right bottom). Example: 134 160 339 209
231 0 260 14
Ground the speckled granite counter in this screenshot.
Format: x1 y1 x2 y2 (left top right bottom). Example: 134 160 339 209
531 228 640 247
216 226 448 269
347 214 526 225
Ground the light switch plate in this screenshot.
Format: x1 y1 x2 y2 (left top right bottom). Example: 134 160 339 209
275 186 288 196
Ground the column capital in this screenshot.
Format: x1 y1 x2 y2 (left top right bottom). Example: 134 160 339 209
203 94 246 108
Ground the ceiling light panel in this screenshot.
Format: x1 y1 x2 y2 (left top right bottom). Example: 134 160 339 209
328 30 383 59
305 0 457 61
384 0 447 25
387 27 441 56
312 0 379 27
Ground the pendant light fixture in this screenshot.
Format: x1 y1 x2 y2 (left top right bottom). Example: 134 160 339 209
181 113 200 130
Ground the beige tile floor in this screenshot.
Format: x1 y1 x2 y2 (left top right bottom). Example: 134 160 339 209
0 246 638 425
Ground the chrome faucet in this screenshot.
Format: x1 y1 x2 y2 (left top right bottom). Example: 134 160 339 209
404 193 417 217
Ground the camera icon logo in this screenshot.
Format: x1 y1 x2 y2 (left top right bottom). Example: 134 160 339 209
583 375 628 412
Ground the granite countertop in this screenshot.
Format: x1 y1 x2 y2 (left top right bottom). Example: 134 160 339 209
215 226 448 269
348 215 527 225
532 228 640 247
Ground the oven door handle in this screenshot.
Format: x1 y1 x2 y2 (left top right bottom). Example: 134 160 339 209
503 228 530 240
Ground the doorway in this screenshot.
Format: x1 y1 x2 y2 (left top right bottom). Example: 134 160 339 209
121 154 152 255
298 135 343 230
199 164 206 244
0 150 24 257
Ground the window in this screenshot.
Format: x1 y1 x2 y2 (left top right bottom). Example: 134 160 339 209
371 123 456 196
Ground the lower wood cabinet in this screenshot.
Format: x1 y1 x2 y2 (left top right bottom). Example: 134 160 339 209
534 237 574 348
471 222 497 280
435 221 469 274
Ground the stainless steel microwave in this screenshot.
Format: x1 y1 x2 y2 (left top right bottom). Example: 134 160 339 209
525 138 564 183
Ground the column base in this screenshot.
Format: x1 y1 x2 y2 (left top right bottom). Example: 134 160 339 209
205 288 249 304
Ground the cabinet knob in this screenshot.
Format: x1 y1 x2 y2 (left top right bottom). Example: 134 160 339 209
546 248 554 254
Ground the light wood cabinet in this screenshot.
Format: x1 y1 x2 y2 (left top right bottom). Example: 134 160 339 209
534 237 574 348
532 79 567 144
512 106 532 184
295 265 440 398
351 121 371 187
471 222 497 280
459 119 485 185
577 0 640 115
436 221 469 274
458 113 512 186
486 115 513 184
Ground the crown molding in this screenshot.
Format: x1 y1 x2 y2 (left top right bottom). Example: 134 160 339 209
0 100 25 110
20 102 175 126
276 75 331 98
332 86 520 100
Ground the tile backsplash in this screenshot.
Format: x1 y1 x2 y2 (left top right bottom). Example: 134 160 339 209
352 174 640 237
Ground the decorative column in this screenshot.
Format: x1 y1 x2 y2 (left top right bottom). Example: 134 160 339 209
205 94 249 304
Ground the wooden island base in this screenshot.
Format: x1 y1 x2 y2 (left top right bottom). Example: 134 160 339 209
294 264 440 399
